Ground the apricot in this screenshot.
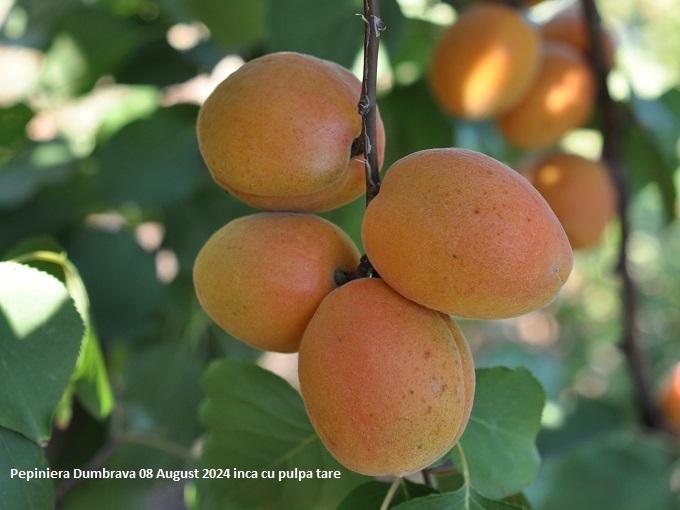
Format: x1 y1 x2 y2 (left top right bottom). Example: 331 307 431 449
362 148 573 319
540 3 616 67
429 4 540 119
659 363 680 435
523 153 616 250
298 278 475 476
197 52 385 212
498 43 595 149
193 213 359 352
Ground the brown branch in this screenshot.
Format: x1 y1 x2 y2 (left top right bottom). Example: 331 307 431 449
359 0 384 205
580 0 665 431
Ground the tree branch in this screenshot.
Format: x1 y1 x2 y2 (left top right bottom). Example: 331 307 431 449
359 0 384 205
580 0 665 431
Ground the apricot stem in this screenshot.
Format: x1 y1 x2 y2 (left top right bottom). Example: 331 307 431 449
380 476 402 510
581 0 665 431
359 0 384 205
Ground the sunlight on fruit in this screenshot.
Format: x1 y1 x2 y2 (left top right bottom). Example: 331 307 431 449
462 45 511 118
545 68 586 114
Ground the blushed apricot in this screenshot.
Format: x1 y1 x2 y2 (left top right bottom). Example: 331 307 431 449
429 4 540 119
362 148 573 319
299 278 475 476
193 213 359 352
660 363 680 435
498 43 595 149
197 52 385 212
540 3 616 67
523 153 616 250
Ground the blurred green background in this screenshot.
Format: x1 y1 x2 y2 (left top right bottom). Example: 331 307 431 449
1 0 679 508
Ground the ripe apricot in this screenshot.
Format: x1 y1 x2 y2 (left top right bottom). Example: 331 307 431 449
523 153 616 250
298 278 475 476
498 43 595 149
540 3 616 67
197 52 385 212
659 363 680 435
193 213 359 352
429 4 540 119
362 148 573 319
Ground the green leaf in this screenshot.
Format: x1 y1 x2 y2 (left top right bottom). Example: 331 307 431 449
0 426 54 508
393 487 526 510
185 0 266 50
338 480 437 510
0 262 83 442
268 0 362 68
529 433 676 510
69 228 164 339
268 0 404 68
39 5 147 97
380 80 453 167
8 243 115 422
456 368 545 500
0 141 76 210
623 93 679 224
94 105 203 210
0 104 32 152
198 359 366 510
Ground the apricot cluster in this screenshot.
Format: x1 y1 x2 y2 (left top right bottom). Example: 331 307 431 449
430 2 615 149
193 50 573 477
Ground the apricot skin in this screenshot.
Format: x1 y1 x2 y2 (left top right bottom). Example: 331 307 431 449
498 43 595 149
197 52 385 212
523 153 616 250
193 213 359 353
362 148 573 319
540 4 616 66
429 4 540 119
660 364 680 435
298 278 475 476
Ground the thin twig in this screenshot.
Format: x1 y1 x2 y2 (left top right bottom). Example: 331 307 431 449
358 0 384 205
580 0 665 431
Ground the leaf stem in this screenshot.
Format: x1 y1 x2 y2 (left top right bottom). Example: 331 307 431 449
580 0 665 432
453 443 470 505
380 476 402 510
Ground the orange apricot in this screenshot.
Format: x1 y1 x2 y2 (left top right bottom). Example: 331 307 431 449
197 52 385 212
299 278 475 476
193 213 359 352
429 4 540 119
362 148 573 319
497 43 595 149
522 153 617 250
540 3 616 66
660 363 680 435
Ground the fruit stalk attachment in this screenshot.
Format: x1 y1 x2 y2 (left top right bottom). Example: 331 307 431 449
358 0 384 205
581 0 664 431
